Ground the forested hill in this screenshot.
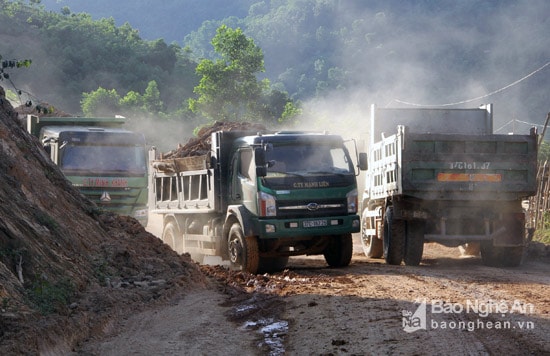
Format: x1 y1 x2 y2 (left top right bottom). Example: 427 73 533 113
4 0 550 133
39 0 255 44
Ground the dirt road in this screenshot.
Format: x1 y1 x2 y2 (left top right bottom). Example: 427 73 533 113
74 241 549 355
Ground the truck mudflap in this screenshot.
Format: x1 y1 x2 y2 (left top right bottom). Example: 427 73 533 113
255 215 361 239
424 212 526 247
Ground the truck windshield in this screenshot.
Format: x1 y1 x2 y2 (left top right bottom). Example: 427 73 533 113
60 144 146 175
265 143 354 175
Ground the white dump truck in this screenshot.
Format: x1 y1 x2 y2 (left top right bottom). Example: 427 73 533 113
361 104 538 267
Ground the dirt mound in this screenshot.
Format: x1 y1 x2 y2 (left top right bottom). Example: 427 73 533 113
13 101 73 118
161 121 267 159
0 87 206 354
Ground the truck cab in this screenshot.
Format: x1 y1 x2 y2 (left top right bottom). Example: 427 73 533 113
230 132 360 239
27 115 149 225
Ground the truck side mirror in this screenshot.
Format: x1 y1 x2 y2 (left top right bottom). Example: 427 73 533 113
358 152 368 171
254 147 266 166
254 147 267 177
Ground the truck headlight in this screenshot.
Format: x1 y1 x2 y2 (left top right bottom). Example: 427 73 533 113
258 191 277 217
346 189 358 213
133 208 148 219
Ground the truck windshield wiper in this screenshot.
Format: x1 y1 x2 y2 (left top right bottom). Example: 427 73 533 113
306 170 349 176
269 171 306 179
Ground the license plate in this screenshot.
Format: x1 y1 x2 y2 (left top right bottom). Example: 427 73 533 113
303 219 328 228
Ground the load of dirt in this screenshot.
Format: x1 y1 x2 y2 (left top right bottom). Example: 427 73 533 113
0 87 206 354
161 121 267 159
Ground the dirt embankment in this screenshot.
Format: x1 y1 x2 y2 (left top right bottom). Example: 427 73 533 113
0 87 206 355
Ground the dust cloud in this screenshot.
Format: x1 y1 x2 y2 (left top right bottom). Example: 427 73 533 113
291 0 549 144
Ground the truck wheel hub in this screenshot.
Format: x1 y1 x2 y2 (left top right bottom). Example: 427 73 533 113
228 239 242 263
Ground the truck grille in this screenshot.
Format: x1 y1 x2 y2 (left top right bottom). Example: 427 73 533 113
277 198 347 218
78 186 142 212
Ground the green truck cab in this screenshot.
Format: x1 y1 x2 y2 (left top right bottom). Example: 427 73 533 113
26 115 148 225
149 130 367 273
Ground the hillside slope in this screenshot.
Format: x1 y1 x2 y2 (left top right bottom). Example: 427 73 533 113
0 87 205 354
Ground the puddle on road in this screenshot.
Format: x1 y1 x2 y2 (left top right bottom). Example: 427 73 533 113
242 318 288 355
227 294 288 355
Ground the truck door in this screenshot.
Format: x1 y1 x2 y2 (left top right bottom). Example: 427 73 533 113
229 147 256 209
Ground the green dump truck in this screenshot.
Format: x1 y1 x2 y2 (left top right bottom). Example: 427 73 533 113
149 129 367 273
361 104 538 267
26 115 148 225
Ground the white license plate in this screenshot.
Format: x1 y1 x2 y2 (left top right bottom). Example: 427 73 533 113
303 219 328 228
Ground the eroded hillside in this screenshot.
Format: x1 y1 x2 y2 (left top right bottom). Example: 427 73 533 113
0 88 205 354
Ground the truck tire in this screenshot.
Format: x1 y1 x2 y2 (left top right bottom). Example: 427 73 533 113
383 207 405 265
323 234 353 267
362 234 383 258
361 208 383 258
259 256 289 273
480 242 524 267
481 217 525 267
227 223 260 274
162 221 180 252
404 221 424 266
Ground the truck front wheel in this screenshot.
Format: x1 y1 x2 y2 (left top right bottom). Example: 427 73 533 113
227 223 260 274
383 207 405 265
259 256 289 273
162 221 180 253
323 234 353 267
361 208 383 258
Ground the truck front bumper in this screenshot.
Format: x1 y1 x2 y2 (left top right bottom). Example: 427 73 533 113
257 215 361 239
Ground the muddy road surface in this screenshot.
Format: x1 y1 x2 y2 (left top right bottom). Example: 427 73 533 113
74 242 549 355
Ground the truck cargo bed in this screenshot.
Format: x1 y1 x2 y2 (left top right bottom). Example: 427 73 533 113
369 126 537 201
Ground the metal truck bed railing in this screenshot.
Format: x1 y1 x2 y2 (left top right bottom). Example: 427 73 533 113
152 169 215 212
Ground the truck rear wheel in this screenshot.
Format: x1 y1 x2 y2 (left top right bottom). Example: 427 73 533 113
227 223 260 274
361 208 383 258
404 221 424 266
383 207 405 265
481 217 525 267
480 242 524 267
323 234 353 267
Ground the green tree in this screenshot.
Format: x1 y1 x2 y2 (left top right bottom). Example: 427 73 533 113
189 25 297 124
142 80 163 114
83 81 165 118
81 87 121 116
189 25 268 122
